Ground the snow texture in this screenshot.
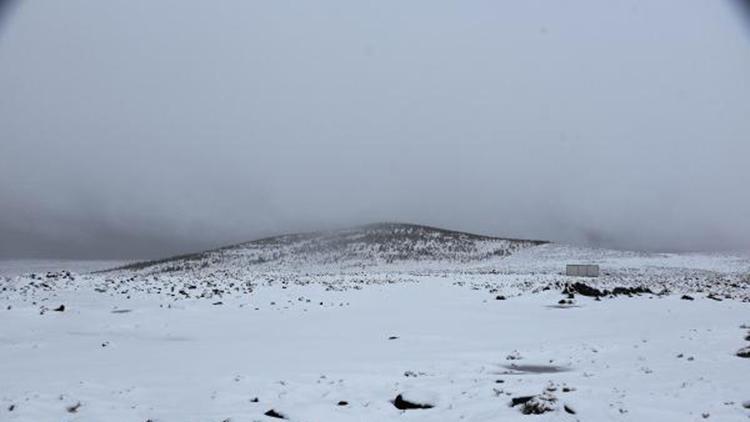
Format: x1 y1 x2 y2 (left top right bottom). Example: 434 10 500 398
1 224 749 421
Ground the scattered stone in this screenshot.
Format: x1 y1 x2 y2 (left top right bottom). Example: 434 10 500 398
681 295 694 301
495 295 506 301
8 404 15 412
388 336 399 340
337 400 348 406
564 404 576 414
66 402 81 413
212 301 223 306
506 350 522 361
392 394 434 410
264 409 286 419
250 397 259 403
511 393 557 414
736 346 750 358
53 305 65 312
742 400 750 409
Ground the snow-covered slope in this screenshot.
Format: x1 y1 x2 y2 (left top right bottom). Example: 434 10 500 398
2 223 749 303
106 223 546 275
2 224 750 421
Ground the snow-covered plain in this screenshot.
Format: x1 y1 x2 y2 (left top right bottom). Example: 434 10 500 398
1 224 749 421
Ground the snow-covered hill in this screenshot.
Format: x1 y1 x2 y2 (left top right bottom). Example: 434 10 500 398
2 223 749 303
106 223 546 276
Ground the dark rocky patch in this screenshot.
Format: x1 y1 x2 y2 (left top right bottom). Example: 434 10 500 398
111 309 132 314
337 400 348 406
264 409 286 419
392 394 434 410
737 346 750 358
511 394 557 414
53 305 65 312
495 295 506 301
564 282 603 297
564 404 576 414
564 283 652 298
681 295 694 301
66 402 81 413
511 396 534 407
388 336 399 340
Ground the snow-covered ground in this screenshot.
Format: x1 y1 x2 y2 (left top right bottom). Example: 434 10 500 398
0 259 130 278
1 225 749 421
2 280 749 421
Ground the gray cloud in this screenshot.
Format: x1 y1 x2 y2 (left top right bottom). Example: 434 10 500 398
1 0 749 259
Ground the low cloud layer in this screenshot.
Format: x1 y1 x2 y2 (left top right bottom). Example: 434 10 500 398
1 0 749 259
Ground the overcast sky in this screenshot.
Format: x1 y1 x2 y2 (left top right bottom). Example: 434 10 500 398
1 0 749 259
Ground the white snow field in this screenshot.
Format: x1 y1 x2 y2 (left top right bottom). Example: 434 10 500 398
1 224 749 421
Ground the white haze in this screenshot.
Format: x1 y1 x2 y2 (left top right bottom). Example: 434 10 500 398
1 0 749 258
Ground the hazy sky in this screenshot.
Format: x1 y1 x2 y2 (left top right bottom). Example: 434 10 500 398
1 0 749 259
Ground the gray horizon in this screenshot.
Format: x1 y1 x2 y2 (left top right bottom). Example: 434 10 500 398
1 0 749 260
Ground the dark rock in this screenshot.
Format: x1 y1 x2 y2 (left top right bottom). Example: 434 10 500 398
66 402 81 413
8 404 15 412
520 395 557 414
495 295 506 301
565 283 604 297
681 295 694 301
264 409 286 419
510 396 534 407
250 397 259 403
737 347 750 358
612 286 653 296
212 301 223 306
564 404 576 414
392 394 434 410
337 400 348 406
388 336 399 340
53 305 65 312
